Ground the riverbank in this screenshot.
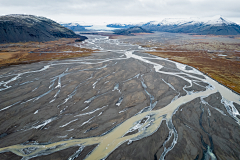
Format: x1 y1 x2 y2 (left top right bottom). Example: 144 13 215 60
146 48 240 94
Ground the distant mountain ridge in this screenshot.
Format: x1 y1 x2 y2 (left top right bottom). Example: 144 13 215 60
108 16 240 35
143 16 235 26
0 14 85 43
61 23 92 31
107 23 136 29
113 26 152 35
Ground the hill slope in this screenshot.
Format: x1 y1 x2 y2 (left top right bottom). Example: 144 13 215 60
0 14 85 43
113 26 152 35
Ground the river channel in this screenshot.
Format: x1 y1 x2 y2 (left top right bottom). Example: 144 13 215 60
0 34 240 160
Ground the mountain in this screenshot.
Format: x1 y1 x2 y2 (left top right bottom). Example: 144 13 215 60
61 23 91 31
107 22 145 29
108 16 240 35
107 23 136 28
0 14 86 43
113 26 153 35
142 16 240 35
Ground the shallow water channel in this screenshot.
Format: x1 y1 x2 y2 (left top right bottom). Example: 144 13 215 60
0 35 239 160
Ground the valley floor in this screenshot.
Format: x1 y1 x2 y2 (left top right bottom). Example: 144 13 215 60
0 33 240 160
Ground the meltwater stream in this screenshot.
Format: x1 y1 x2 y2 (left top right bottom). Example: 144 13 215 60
0 35 239 160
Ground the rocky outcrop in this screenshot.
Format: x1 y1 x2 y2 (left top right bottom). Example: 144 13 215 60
0 14 84 43
75 36 88 42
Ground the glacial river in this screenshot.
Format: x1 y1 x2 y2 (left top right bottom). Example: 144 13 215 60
0 35 239 160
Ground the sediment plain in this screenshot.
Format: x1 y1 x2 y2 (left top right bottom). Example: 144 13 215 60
0 33 240 160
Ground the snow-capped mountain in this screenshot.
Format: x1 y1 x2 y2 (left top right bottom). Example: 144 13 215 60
106 23 135 28
108 16 240 35
203 15 235 26
106 22 145 29
143 15 236 26
60 23 93 31
151 18 199 26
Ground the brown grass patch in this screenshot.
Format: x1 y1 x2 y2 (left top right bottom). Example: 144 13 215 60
109 35 128 39
0 38 96 67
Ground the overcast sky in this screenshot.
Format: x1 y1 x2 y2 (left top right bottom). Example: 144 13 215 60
1 0 240 24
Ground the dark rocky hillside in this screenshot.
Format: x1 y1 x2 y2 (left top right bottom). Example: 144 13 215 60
113 26 152 35
142 23 240 35
0 14 86 43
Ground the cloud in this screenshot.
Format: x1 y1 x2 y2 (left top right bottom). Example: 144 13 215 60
0 0 240 23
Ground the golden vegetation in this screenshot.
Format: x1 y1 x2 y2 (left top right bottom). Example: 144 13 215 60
0 38 95 67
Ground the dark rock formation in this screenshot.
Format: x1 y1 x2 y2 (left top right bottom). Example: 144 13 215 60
113 26 153 36
0 14 83 43
75 36 88 42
